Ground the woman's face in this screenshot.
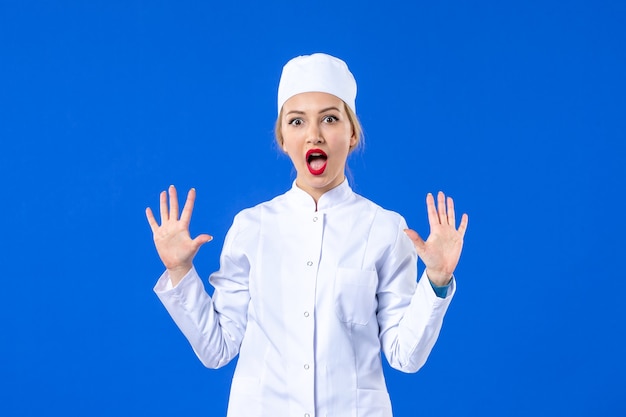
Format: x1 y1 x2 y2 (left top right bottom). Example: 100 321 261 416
280 92 357 202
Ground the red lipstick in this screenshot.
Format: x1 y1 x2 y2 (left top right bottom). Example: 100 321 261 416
306 148 328 175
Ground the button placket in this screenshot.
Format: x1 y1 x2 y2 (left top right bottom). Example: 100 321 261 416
295 212 321 416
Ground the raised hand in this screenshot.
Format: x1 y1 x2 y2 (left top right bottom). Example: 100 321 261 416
404 191 468 286
146 185 212 286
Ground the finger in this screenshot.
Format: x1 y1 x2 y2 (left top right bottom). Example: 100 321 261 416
159 190 168 224
169 185 179 220
193 233 213 248
425 193 439 226
145 207 159 232
447 196 456 227
437 191 446 224
458 213 469 238
404 229 425 252
180 188 197 224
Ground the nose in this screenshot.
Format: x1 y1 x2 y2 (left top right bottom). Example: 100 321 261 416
306 123 325 144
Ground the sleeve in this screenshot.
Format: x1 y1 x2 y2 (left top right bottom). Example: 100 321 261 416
429 278 451 298
153 216 251 369
375 216 456 374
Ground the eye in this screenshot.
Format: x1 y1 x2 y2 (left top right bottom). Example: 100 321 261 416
322 115 338 123
288 118 304 126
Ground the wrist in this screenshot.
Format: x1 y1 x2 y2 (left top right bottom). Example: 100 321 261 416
425 269 452 287
167 265 192 287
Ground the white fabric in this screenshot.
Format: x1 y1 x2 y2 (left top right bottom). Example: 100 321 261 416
277 53 357 114
154 180 455 417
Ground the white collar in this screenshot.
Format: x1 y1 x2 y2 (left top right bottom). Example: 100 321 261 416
288 179 353 212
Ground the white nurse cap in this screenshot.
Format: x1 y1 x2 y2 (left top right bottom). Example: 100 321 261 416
277 53 357 115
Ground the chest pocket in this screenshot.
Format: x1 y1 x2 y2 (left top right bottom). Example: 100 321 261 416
334 267 378 326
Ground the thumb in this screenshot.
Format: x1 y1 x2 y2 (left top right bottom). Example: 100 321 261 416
193 234 213 247
404 228 425 252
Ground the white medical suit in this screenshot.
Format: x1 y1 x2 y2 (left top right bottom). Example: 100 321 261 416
154 180 455 417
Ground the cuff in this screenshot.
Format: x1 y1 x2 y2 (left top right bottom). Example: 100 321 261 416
428 277 452 299
153 266 197 294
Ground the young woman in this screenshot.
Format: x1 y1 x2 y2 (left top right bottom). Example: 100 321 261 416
146 53 468 417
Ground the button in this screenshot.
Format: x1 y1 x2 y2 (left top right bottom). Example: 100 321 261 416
313 216 318 222
306 261 313 266
304 364 310 370
304 311 310 317
305 414 310 417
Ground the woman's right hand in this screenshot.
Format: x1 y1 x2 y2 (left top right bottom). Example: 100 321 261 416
146 185 212 286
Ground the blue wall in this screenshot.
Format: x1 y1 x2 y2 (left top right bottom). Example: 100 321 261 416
1 1 625 415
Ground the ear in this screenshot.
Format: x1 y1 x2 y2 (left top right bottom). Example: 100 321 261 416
349 131 358 149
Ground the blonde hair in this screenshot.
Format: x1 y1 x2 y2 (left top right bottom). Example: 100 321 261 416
274 101 363 153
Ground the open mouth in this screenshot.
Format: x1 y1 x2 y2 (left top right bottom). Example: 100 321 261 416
306 149 328 175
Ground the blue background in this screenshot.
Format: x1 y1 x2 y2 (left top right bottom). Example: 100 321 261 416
1 1 625 416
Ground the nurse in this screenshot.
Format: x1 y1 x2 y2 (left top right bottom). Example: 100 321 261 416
146 53 468 417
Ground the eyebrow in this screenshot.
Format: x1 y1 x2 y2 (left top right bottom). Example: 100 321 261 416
285 106 342 116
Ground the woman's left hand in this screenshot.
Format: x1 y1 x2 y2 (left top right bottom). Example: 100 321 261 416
404 191 469 286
